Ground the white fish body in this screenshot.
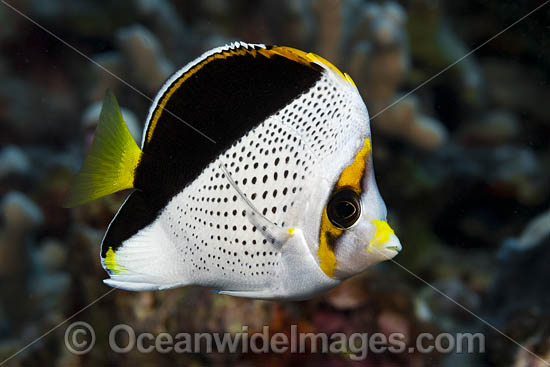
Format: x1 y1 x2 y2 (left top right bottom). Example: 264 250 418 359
65 42 401 300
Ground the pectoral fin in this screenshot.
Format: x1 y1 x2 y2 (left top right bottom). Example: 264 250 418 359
219 164 293 246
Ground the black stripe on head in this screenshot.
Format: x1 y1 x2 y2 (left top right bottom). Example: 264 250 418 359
101 44 323 257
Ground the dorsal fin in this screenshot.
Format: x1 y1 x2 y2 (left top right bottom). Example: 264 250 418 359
141 42 323 146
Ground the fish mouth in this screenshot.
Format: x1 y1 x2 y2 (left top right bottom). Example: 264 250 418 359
366 233 402 258
382 234 402 254
385 245 401 252
365 219 402 256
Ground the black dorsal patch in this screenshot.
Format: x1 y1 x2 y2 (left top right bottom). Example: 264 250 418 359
102 43 323 257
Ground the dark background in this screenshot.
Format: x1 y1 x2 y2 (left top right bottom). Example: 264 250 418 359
0 0 549 366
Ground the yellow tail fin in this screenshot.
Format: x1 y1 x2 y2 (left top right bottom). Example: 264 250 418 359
64 90 142 208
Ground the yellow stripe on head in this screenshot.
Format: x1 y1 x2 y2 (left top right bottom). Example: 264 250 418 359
318 207 343 278
317 138 372 278
335 138 371 192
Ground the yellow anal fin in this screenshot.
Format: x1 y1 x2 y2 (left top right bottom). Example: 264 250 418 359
104 246 126 275
64 90 142 208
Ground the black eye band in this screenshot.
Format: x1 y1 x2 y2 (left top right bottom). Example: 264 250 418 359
326 188 362 229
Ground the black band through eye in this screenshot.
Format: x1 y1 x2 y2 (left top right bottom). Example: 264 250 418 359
327 188 362 229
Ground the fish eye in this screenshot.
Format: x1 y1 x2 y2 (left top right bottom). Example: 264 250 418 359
327 188 362 229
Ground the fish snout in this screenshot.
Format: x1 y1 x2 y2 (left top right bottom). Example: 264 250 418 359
366 219 401 256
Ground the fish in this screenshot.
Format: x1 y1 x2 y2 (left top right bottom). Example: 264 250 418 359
65 41 401 300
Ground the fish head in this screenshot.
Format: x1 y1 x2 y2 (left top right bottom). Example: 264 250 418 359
229 48 402 282
314 135 401 280
332 173 401 278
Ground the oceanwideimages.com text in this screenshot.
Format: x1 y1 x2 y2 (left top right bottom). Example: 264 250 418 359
65 322 485 360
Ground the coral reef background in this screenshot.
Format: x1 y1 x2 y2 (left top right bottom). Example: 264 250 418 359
0 0 549 366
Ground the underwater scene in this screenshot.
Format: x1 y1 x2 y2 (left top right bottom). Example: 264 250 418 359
1 0 549 366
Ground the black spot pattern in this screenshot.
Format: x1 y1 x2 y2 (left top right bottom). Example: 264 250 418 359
101 43 322 259
161 73 364 287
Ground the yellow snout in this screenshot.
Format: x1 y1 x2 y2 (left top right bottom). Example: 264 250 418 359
366 219 401 254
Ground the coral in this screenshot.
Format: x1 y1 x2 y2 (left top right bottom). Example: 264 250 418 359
0 1 548 366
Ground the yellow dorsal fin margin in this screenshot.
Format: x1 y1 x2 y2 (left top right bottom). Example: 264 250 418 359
268 46 351 83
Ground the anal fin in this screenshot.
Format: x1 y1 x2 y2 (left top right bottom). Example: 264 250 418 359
100 192 189 291
216 288 281 300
